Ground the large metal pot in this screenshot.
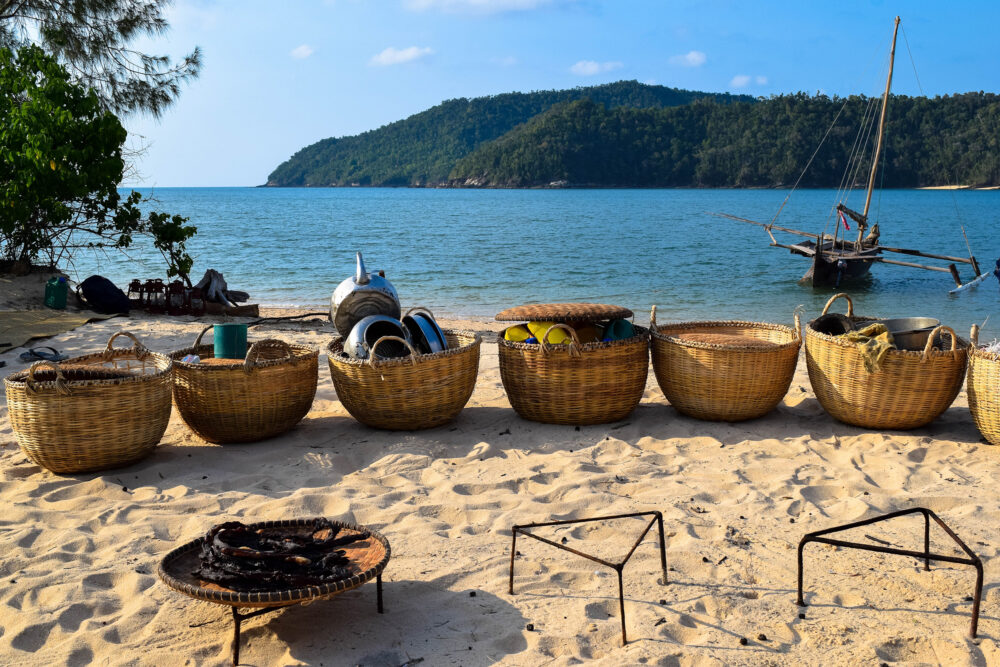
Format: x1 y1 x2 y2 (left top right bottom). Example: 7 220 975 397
881 317 941 350
342 315 411 361
330 252 401 334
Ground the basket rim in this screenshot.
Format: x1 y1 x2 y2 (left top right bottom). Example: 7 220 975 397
651 320 800 352
170 341 318 371
157 518 391 608
328 329 481 368
969 344 1000 362
3 348 172 391
805 317 968 359
498 324 649 352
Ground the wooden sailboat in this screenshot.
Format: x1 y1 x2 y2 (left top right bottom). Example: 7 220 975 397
715 16 984 290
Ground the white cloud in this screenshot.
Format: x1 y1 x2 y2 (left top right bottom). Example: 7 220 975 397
290 44 314 59
755 75 768 85
370 46 434 66
570 60 623 76
491 56 519 66
405 0 562 12
668 50 706 67
730 74 751 87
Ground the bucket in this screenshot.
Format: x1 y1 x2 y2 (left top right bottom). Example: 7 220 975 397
213 323 248 359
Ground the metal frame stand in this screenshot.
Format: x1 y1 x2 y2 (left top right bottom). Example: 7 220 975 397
229 574 383 665
509 511 668 645
797 508 983 638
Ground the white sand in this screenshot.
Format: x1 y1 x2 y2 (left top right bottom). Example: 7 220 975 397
1 308 998 666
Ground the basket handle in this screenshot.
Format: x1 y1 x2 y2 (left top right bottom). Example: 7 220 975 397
540 323 582 358
243 339 294 373
403 306 437 321
793 311 803 341
971 324 980 347
366 335 418 366
650 305 658 329
193 324 213 348
105 331 149 359
821 293 854 317
25 360 72 396
920 325 960 362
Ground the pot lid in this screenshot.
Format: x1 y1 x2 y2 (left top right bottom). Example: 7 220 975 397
495 302 633 323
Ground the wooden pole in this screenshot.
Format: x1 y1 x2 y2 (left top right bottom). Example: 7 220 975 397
859 16 901 244
877 245 975 265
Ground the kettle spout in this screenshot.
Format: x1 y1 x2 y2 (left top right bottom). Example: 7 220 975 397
354 252 370 285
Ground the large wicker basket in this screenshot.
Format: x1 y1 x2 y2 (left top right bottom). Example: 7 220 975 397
327 330 481 430
968 324 1000 446
805 293 967 429
649 306 801 421
170 330 318 443
498 323 649 425
4 331 172 473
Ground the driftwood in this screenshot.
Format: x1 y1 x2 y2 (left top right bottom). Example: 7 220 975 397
193 269 249 307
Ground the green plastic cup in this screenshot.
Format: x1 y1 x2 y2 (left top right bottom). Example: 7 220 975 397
213 323 248 359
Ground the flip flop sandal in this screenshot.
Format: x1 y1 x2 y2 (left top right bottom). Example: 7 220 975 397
19 346 69 362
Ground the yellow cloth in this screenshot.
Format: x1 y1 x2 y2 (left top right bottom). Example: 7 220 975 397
504 324 532 342
844 323 896 373
526 321 570 344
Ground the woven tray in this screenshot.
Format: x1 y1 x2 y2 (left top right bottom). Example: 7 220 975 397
495 303 633 323
157 519 391 609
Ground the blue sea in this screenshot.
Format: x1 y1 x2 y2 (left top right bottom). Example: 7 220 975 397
67 188 1000 339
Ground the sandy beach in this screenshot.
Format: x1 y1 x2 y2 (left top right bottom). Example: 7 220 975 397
1 307 999 666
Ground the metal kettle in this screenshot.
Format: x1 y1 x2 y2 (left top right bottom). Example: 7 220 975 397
330 252 401 334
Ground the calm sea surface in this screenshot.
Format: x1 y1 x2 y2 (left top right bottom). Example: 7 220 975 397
69 188 1000 338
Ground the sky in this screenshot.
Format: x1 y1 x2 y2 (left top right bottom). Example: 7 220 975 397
124 0 1000 187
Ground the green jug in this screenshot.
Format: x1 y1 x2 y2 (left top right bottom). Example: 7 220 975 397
44 277 68 309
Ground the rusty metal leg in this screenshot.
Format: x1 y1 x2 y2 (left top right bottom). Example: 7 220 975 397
616 567 627 645
231 607 242 666
923 510 931 571
377 574 384 614
656 512 668 586
796 539 807 606
972 560 984 638
509 528 518 595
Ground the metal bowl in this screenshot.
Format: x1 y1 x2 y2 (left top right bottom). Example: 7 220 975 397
879 317 941 350
402 309 447 355
343 315 411 361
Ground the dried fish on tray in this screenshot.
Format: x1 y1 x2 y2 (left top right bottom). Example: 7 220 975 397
193 518 367 591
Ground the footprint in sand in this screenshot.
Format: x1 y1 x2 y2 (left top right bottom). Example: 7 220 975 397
10 620 55 652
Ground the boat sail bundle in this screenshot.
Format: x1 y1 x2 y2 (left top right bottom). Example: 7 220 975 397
715 16 986 291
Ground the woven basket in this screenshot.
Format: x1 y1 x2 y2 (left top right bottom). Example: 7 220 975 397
967 324 1000 446
327 330 481 430
170 329 318 443
4 332 172 473
805 293 967 429
649 306 801 421
498 323 649 425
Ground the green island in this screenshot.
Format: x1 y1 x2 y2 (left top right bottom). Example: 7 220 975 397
266 80 1000 189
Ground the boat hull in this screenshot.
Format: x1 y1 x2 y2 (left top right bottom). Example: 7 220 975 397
795 241 880 287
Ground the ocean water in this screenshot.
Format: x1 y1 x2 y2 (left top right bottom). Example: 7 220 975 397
65 187 1000 339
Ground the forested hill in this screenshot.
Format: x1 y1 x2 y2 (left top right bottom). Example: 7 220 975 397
450 93 1000 188
264 81 753 187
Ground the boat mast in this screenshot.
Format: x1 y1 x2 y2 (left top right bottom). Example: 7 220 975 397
858 15 901 245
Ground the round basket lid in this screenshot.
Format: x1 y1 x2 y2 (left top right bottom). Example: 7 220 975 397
495 303 633 323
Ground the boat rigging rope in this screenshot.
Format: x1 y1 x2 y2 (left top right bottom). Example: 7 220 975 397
901 25 977 266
